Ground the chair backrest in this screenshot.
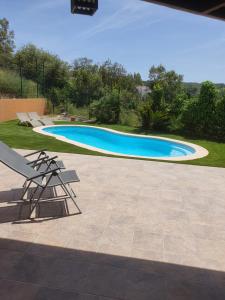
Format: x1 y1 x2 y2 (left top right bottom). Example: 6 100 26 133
42 118 53 126
0 141 29 164
30 119 42 128
28 112 40 120
0 141 42 186
16 112 29 122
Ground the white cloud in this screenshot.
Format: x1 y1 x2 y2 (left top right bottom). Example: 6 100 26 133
78 0 162 39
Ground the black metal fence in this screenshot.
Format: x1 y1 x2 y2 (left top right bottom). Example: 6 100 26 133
0 58 46 99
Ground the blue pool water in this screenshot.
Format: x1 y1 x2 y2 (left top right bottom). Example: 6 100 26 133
43 126 195 158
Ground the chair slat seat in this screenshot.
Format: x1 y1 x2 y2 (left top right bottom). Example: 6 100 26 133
45 170 80 187
38 160 65 173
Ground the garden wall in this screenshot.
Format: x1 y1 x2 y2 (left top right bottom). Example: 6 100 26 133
0 98 47 122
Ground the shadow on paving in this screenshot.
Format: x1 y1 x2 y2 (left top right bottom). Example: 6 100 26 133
0 188 75 223
0 190 224 299
0 241 224 299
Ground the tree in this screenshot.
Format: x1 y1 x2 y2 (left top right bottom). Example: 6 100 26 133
133 73 142 86
138 96 153 130
99 60 127 90
90 89 121 124
170 92 188 117
215 93 225 139
69 68 103 107
180 98 199 134
119 89 140 110
151 83 165 112
196 81 217 135
146 64 185 131
14 44 69 94
181 81 218 137
149 64 166 84
148 64 183 105
47 87 61 113
0 18 15 68
72 57 97 72
184 83 200 98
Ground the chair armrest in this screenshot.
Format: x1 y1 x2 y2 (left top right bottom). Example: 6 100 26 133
27 156 49 165
32 156 58 167
27 167 61 181
24 149 47 157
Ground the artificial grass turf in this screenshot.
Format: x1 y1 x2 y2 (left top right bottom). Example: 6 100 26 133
0 120 225 168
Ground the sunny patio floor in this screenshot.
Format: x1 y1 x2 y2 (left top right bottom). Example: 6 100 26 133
0 150 225 299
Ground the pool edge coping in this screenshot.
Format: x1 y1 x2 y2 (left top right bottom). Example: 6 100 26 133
33 125 209 161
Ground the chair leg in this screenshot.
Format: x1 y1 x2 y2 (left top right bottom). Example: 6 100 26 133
29 186 45 218
68 183 77 198
28 184 39 203
64 199 69 215
21 181 32 201
26 173 81 219
28 174 55 218
60 181 81 214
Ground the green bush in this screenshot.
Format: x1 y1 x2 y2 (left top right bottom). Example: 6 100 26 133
181 82 218 137
151 110 169 131
197 81 217 135
119 90 140 110
120 109 139 127
66 103 89 118
215 95 225 140
151 83 165 112
181 98 201 135
168 115 183 132
138 100 153 130
90 89 121 124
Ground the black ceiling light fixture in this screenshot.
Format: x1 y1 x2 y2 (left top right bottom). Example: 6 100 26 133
71 0 98 16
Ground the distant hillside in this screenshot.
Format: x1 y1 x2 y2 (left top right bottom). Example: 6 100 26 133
143 81 225 90
183 82 225 92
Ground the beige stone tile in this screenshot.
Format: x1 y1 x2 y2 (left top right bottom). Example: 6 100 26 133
196 239 225 270
0 148 224 288
97 243 132 257
163 235 199 256
31 231 69 249
181 222 225 241
108 213 136 229
163 251 183 265
67 237 99 253
131 248 163 262
5 229 36 244
134 221 165 235
98 224 134 248
133 229 164 253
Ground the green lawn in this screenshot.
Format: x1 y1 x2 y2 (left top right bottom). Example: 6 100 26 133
1 120 225 168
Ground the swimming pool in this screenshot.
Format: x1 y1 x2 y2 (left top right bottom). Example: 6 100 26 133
34 125 208 161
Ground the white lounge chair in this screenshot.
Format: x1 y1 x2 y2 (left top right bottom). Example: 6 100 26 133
28 112 54 126
17 113 42 128
0 141 81 218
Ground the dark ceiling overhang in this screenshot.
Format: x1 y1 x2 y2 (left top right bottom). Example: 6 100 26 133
143 0 225 21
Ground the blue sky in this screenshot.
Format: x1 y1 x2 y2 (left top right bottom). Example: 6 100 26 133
1 0 225 82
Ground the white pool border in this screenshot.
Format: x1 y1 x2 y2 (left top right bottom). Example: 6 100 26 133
33 125 209 161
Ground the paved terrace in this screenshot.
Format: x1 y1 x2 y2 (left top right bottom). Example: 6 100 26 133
0 150 225 300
